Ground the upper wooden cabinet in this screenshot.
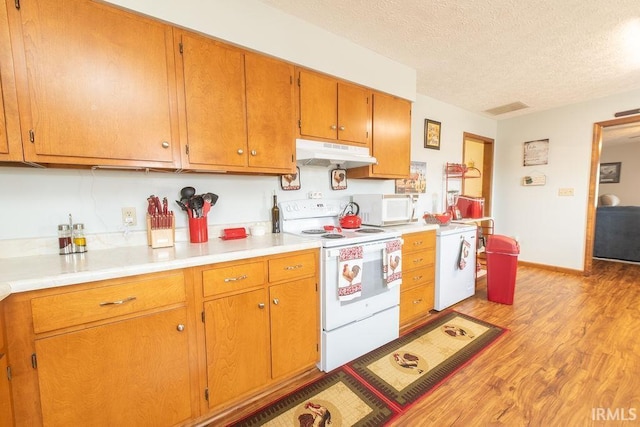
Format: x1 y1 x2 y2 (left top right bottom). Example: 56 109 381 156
0 0 22 162
298 69 371 145
7 0 181 168
350 91 412 179
177 31 295 173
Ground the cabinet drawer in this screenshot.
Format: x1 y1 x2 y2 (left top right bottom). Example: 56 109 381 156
402 265 434 291
31 272 186 334
403 231 436 253
400 284 434 324
403 247 435 270
203 261 265 297
268 251 317 283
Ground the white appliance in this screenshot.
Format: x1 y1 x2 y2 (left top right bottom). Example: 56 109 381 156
352 194 418 226
280 199 402 372
435 223 477 311
295 139 377 169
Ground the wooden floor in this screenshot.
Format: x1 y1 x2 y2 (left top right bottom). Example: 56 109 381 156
206 259 640 426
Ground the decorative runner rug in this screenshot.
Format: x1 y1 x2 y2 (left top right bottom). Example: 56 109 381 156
230 311 506 426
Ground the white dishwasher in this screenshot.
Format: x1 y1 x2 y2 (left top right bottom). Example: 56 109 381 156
435 223 477 310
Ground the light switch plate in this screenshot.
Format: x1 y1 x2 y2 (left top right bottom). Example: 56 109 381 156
558 188 574 196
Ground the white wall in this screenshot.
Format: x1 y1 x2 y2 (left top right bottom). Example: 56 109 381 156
493 88 640 270
600 142 640 205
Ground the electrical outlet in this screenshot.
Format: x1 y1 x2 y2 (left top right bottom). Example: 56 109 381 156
558 188 575 196
122 207 137 226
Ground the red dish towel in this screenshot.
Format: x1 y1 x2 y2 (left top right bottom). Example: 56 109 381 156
383 239 403 288
338 246 363 301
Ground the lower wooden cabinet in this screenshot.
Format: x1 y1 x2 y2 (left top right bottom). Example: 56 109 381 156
399 230 436 328
2 249 319 426
201 249 319 410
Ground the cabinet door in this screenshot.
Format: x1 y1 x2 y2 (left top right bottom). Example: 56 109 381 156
370 92 411 178
245 53 295 172
0 0 22 162
270 277 318 379
299 70 337 140
179 32 247 169
0 353 12 427
13 0 179 167
204 289 270 408
35 307 192 427
337 82 370 145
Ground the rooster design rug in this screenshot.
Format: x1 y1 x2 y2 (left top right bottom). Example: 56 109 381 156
230 311 506 426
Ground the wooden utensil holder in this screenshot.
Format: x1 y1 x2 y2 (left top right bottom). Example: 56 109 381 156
147 215 175 248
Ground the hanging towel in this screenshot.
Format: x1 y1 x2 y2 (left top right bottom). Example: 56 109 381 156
383 239 403 288
458 237 471 270
338 246 363 301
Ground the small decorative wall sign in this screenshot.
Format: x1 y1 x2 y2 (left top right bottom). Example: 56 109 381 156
396 161 427 193
424 119 441 150
280 167 301 190
331 168 347 190
599 162 621 184
523 139 549 166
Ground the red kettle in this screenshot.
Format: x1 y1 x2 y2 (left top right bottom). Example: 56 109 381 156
339 202 362 229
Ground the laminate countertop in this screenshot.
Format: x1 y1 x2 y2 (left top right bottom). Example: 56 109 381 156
0 233 320 301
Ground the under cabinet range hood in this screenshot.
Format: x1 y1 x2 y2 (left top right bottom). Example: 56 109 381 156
295 139 377 169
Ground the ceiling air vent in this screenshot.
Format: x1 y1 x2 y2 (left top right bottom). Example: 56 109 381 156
484 102 529 116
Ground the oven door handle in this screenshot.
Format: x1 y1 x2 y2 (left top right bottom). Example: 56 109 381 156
325 238 403 258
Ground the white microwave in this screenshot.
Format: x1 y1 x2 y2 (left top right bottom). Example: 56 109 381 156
352 194 417 226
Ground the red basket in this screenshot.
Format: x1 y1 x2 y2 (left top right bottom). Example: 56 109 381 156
423 213 451 225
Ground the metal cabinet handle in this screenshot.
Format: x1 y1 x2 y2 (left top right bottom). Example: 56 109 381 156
413 275 423 281
99 296 136 306
161 141 170 149
176 324 185 332
284 264 303 270
250 150 257 156
413 258 423 263
224 275 247 282
339 126 345 131
413 299 423 304
237 149 244 155
273 298 279 305
413 241 423 246
330 125 337 130
258 303 265 309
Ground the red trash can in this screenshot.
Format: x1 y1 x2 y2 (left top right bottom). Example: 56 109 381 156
485 235 520 304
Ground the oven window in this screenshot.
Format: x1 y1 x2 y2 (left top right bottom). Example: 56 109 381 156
340 250 389 305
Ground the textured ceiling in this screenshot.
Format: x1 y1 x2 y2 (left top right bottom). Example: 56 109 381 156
257 0 640 123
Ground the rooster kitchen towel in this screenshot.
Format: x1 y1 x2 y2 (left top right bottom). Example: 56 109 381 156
338 246 363 301
383 239 402 288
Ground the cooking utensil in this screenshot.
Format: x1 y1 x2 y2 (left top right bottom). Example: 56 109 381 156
190 195 204 218
203 192 219 206
180 186 196 199
339 202 361 229
175 200 188 211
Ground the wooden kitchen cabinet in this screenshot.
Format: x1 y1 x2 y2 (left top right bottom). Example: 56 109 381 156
4 271 198 427
298 69 371 145
0 301 14 427
177 31 296 173
399 230 436 329
349 91 412 179
6 0 181 168
0 0 22 163
201 249 318 410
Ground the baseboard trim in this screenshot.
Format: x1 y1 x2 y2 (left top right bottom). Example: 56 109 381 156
517 260 583 276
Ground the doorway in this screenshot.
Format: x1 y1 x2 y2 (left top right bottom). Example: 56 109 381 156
462 132 494 216
583 115 640 274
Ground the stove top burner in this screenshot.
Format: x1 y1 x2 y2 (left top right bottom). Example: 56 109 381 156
323 233 345 239
301 229 328 235
356 228 384 233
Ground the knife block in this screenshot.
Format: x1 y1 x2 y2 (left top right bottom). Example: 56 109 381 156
147 215 175 248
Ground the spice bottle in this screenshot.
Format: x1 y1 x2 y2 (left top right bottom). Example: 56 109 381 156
58 224 73 255
73 223 87 253
271 194 280 233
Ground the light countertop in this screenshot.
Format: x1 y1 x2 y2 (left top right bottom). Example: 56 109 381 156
0 234 320 300
0 225 439 301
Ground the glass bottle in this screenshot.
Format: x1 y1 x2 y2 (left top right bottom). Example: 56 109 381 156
271 194 280 233
73 223 87 253
58 224 73 255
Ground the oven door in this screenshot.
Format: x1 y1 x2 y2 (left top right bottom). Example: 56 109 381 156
321 238 401 332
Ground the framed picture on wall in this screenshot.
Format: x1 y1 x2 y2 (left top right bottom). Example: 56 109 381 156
331 168 347 190
280 167 301 190
599 162 621 183
424 119 441 150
